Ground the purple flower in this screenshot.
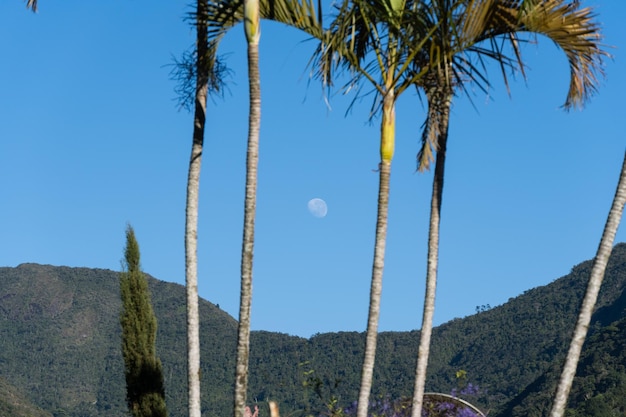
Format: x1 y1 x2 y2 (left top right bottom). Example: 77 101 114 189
341 394 482 417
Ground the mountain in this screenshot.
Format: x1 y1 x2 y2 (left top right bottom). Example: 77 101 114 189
491 314 626 417
491 262 626 417
0 377 52 417
0 263 238 417
1 243 626 417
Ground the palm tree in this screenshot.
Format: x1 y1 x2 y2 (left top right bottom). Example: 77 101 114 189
198 6 427 417
549 152 626 417
176 0 304 414
185 7 207 416
233 0 261 415
408 2 608 416
198 4 438 417
189 1 322 416
183 1 219 415
310 3 440 417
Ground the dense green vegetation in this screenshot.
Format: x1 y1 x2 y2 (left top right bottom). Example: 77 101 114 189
0 377 52 417
1 243 625 417
494 299 626 417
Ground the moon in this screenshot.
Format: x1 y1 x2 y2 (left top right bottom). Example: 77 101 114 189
307 198 328 218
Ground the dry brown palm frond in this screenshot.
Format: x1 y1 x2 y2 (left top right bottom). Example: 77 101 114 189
455 0 608 108
414 0 609 172
516 0 608 109
25 0 37 11
269 401 280 417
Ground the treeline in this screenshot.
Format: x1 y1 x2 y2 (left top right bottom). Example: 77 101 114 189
0 243 625 416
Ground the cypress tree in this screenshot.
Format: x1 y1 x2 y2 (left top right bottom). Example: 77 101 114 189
120 225 168 417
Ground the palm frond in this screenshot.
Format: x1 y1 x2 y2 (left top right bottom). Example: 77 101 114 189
416 68 454 172
172 0 323 110
454 0 608 109
415 0 608 171
194 0 323 43
312 0 437 108
169 47 233 111
25 0 37 11
516 0 608 109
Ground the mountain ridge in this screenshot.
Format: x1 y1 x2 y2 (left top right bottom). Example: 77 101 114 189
1 243 626 416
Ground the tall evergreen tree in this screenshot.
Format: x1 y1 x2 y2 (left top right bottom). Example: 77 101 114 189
120 225 168 417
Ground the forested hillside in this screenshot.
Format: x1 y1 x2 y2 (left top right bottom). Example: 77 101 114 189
0 377 52 417
492 314 626 417
1 243 625 417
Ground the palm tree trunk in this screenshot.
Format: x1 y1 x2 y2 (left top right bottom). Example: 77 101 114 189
185 1 209 416
357 160 390 417
549 151 626 417
411 94 452 417
185 93 205 417
356 91 395 417
234 6 261 417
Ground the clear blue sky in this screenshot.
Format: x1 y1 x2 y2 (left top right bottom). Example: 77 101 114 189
1 1 624 338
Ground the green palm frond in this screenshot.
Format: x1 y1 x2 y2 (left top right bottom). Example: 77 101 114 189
415 0 608 171
311 0 436 114
452 0 607 107
172 0 323 110
196 0 323 43
516 0 608 109
312 0 386 90
198 0 323 82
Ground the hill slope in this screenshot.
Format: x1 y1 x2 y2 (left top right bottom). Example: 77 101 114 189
0 377 52 417
1 243 625 417
0 263 238 417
